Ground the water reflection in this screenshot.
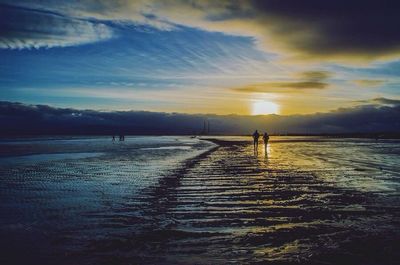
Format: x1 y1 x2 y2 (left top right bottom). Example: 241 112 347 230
263 143 271 158
0 136 399 264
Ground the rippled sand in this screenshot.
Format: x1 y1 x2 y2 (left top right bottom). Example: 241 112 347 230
0 137 399 264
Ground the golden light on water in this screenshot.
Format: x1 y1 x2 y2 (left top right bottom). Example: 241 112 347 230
252 100 279 115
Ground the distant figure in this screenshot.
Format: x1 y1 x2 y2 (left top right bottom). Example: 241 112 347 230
263 132 269 146
112 135 115 142
252 130 260 150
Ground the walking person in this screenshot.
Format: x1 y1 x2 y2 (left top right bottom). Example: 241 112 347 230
263 132 269 155
252 130 260 151
263 132 269 147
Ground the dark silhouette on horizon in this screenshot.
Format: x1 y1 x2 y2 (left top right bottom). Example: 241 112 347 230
1 101 400 136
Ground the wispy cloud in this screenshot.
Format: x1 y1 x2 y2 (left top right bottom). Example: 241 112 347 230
0 4 113 49
352 79 386 87
5 0 400 61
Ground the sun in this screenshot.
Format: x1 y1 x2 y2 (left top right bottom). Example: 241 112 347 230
252 100 279 115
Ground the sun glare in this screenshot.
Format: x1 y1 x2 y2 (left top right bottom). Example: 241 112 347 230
252 100 279 115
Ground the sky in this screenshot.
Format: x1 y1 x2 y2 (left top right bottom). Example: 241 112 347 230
1 0 400 116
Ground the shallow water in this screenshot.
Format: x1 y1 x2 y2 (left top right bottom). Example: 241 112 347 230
0 136 399 264
0 152 104 165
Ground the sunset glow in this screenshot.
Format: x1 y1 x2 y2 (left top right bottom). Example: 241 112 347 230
1 2 400 264
0 1 399 115
252 100 279 115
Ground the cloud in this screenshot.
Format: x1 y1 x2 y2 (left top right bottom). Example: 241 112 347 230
353 79 386 87
233 81 328 93
248 0 400 61
356 97 400 106
0 4 113 49
297 71 332 81
4 0 400 61
372 97 400 106
6 0 400 60
233 70 331 93
2 100 399 135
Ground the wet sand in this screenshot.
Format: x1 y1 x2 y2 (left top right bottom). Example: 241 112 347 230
1 137 399 264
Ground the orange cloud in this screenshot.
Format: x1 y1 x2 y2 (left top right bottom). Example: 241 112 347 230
352 79 385 87
233 70 332 93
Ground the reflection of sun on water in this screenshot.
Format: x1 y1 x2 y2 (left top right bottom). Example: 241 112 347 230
262 142 272 158
265 143 271 155
252 100 279 115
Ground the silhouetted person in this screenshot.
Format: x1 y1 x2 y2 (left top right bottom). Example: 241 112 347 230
112 135 115 142
263 132 270 156
252 130 260 150
263 132 269 146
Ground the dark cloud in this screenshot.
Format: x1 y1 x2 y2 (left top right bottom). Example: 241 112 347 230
356 97 400 106
233 70 331 93
372 97 400 106
250 0 400 60
1 101 399 135
233 81 328 93
298 71 331 81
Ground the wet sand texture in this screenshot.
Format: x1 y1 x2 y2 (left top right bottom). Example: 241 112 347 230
0 137 399 264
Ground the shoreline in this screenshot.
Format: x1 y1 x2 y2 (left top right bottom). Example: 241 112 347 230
1 133 400 140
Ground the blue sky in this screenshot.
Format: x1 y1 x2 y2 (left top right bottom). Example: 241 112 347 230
1 1 400 114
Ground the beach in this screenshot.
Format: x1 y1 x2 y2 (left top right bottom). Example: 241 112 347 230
0 136 399 264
